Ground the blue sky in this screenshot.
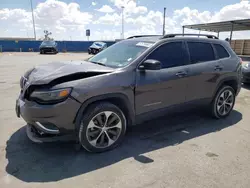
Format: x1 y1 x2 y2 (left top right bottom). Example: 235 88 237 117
0 0 239 13
0 0 249 40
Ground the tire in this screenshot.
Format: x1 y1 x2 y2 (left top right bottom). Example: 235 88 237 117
40 50 43 54
211 85 236 119
78 102 127 153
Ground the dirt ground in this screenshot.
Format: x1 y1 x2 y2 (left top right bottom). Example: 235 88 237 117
0 52 250 188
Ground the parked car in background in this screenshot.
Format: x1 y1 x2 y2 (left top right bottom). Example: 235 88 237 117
16 34 242 153
39 40 58 54
88 41 107 54
242 61 250 84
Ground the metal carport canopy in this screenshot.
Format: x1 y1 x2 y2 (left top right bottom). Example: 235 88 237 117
183 19 250 41
183 19 250 32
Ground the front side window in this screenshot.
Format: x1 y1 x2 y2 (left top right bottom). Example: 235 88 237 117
41 41 55 45
214 44 230 59
188 42 215 63
88 40 154 68
146 42 188 68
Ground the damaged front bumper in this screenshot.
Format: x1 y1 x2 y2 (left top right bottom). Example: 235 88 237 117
16 95 81 142
88 48 101 54
26 124 75 143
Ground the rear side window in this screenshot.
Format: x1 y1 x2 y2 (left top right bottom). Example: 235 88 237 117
147 42 188 68
214 44 230 59
188 42 215 63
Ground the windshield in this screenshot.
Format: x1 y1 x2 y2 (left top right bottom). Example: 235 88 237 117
93 42 104 47
41 41 55 45
88 40 153 68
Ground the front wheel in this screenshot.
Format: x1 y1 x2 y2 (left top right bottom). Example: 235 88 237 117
211 85 236 119
78 102 127 152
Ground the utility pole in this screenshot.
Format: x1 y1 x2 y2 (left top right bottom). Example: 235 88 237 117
162 7 166 36
120 0 135 39
121 6 124 39
30 0 36 40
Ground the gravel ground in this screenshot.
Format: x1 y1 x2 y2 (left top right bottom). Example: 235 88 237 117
0 52 250 188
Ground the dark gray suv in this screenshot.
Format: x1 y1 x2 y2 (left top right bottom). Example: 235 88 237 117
16 34 242 152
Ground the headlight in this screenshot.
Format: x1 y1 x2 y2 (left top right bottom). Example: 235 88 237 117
20 68 34 89
243 63 249 69
30 88 72 104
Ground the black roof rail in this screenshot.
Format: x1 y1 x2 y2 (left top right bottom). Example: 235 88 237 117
127 35 162 39
162 34 218 39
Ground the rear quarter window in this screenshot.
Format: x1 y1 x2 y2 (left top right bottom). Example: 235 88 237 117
187 42 215 64
214 44 230 59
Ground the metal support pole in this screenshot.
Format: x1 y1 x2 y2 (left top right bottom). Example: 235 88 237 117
121 6 124 39
182 26 185 35
162 7 166 36
217 32 220 38
230 23 234 42
30 0 36 40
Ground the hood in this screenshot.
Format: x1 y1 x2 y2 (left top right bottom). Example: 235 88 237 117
40 44 55 47
27 61 114 85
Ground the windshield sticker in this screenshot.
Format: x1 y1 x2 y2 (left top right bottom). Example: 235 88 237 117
136 42 153 48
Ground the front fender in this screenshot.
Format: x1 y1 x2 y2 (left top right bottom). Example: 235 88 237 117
74 93 135 132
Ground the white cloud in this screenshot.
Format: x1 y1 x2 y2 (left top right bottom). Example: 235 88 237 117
0 0 93 39
95 13 121 26
35 1 92 27
211 0 250 22
110 0 147 15
92 29 121 40
173 7 211 26
96 5 115 13
1 0 250 40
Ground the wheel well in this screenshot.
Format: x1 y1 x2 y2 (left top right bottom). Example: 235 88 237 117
222 80 238 93
75 96 134 128
104 97 132 125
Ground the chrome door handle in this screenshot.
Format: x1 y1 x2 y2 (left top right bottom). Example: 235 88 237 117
176 71 187 77
214 65 223 71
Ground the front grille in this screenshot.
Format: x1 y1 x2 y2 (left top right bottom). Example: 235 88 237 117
30 125 57 138
41 48 54 51
243 72 250 78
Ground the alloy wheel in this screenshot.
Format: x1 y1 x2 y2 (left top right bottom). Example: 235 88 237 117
216 89 234 116
86 111 122 148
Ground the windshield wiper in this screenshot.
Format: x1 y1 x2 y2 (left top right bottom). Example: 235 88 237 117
90 61 107 67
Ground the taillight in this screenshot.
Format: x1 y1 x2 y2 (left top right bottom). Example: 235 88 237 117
239 58 243 65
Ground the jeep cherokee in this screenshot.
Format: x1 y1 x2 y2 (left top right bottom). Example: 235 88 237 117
16 34 242 152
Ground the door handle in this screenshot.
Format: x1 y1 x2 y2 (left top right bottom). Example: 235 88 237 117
214 65 223 71
176 71 187 77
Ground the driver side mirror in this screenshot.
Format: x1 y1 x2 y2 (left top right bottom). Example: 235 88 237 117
139 59 161 70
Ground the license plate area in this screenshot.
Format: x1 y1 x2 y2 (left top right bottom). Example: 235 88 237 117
16 99 20 117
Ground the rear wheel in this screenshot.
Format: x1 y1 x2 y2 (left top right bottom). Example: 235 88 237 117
211 85 235 119
78 102 127 152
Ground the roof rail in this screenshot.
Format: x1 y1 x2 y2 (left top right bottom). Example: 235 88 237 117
162 34 218 39
127 35 162 39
